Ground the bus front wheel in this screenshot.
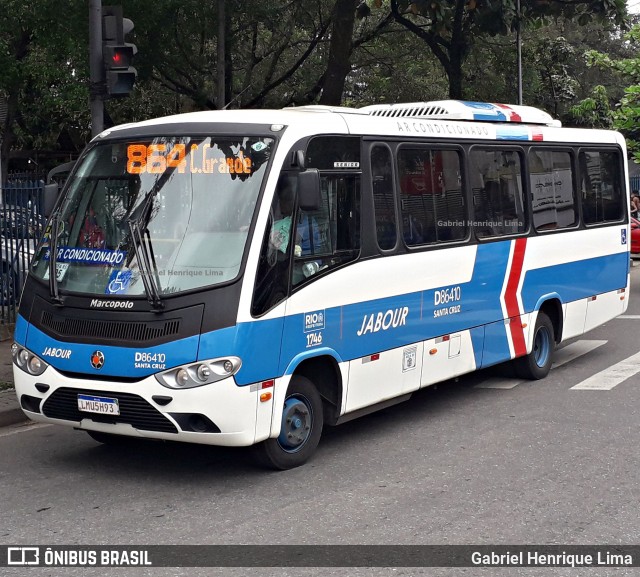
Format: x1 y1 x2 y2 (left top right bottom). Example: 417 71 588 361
513 311 555 380
254 375 323 470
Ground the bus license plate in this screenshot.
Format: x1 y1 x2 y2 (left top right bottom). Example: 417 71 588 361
77 394 120 416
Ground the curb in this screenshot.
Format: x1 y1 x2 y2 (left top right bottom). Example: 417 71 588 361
0 406 27 428
0 387 27 429
0 326 14 342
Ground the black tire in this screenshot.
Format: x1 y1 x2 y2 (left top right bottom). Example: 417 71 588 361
513 311 555 380
86 430 134 446
253 375 323 470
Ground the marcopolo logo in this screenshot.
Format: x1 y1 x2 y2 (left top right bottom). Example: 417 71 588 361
90 299 134 309
304 310 325 332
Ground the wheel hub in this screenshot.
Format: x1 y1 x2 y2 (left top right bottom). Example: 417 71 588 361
278 396 312 452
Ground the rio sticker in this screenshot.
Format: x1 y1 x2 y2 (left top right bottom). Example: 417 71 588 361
304 310 325 332
304 310 325 348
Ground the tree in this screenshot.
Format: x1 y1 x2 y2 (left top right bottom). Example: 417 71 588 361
567 85 614 128
0 1 89 177
581 24 640 162
125 0 334 110
387 0 628 99
0 0 634 181
319 0 360 105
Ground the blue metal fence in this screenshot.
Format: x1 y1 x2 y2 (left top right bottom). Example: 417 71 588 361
1 177 45 325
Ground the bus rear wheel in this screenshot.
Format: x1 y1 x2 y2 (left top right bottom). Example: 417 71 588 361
254 375 323 470
513 311 555 380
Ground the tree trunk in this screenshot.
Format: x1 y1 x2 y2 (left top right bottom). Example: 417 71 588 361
319 0 359 106
216 0 225 109
448 0 466 100
448 49 464 99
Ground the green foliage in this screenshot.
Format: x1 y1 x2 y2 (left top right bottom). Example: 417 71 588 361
388 0 628 98
581 24 640 162
0 0 635 174
567 85 614 128
0 0 90 175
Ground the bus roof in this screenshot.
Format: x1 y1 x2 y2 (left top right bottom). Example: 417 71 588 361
99 100 624 146
359 100 562 127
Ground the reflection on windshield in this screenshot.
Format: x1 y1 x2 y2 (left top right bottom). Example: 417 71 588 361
31 136 273 297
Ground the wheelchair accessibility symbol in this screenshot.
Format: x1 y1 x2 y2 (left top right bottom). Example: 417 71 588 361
106 270 132 295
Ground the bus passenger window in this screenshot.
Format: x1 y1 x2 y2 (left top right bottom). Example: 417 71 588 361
397 148 466 245
469 149 526 238
371 145 397 250
529 149 577 231
579 150 624 225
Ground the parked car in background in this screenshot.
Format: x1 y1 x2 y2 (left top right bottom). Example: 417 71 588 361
0 204 43 306
0 204 45 238
0 236 36 306
631 217 640 255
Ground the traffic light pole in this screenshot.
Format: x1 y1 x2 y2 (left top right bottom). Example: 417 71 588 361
89 0 104 137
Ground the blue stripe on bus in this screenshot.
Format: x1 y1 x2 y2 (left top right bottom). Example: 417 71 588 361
24 323 199 379
520 252 628 310
461 101 508 122
14 314 29 346
496 126 530 140
470 326 486 368
20 249 628 385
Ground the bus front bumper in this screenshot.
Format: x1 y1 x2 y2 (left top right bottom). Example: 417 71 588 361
13 365 276 447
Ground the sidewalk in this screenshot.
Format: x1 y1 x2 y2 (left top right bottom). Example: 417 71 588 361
0 335 26 428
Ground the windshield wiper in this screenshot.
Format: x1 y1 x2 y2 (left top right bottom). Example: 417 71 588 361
128 219 163 310
48 213 64 306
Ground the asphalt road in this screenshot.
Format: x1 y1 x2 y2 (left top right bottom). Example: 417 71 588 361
2 265 640 577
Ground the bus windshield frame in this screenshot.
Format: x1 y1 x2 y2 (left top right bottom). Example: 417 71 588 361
30 134 275 300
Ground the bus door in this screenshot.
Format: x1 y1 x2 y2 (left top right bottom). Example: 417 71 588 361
278 171 361 378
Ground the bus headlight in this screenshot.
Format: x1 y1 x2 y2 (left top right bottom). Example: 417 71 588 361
155 357 242 389
12 344 49 376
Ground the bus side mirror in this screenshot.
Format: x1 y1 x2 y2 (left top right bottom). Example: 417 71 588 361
297 169 321 211
43 183 59 218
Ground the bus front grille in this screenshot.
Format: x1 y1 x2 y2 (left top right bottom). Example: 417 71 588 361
42 387 178 434
40 311 181 343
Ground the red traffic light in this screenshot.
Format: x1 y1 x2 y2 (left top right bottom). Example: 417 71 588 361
103 45 134 69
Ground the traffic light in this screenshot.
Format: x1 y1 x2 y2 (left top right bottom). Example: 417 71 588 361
102 5 137 97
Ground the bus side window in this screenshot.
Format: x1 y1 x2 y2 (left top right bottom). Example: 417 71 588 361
470 148 526 238
371 145 397 250
292 175 360 286
251 176 297 316
397 148 465 245
579 150 624 225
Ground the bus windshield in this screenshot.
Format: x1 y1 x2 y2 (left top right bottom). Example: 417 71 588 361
31 136 274 298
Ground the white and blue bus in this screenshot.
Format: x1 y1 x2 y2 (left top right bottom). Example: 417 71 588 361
13 101 630 469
